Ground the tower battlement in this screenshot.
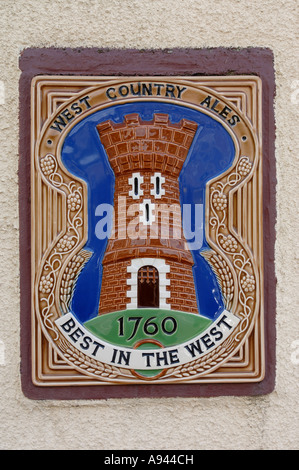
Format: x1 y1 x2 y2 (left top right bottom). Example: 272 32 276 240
97 113 198 176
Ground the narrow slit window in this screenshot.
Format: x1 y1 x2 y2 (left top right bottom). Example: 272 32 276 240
145 203 150 222
134 177 139 196
156 176 160 196
151 172 165 199
129 173 143 199
139 199 154 225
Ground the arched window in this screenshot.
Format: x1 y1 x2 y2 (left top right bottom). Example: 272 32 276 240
155 175 160 196
137 266 159 308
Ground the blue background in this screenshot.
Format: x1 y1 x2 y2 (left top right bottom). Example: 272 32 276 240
61 101 235 323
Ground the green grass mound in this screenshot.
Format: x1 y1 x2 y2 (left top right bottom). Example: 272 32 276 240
84 308 212 349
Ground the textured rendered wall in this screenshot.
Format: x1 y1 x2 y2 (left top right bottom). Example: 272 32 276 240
0 0 298 450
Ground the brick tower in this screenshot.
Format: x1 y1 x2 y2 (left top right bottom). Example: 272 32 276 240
96 113 199 315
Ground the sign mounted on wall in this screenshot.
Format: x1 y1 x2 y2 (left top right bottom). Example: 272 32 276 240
20 48 276 399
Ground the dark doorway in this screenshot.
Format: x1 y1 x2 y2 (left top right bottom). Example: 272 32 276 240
138 266 159 308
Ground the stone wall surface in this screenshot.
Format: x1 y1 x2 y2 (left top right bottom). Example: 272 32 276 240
0 0 298 450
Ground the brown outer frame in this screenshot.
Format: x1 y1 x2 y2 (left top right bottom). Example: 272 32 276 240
19 47 276 400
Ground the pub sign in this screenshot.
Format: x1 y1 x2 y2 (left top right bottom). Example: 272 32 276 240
19 48 276 398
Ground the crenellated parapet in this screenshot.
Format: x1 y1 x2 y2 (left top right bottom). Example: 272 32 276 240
96 113 198 176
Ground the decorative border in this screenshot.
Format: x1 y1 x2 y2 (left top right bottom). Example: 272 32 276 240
19 48 276 399
32 78 262 383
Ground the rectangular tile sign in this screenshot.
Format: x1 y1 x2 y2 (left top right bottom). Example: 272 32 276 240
29 74 266 388
20 47 276 399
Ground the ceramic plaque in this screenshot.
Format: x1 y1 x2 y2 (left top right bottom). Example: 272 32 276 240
19 48 276 398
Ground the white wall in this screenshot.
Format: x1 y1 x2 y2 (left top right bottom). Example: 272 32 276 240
0 0 298 450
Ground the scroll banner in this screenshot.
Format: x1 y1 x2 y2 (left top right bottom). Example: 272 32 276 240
55 310 240 370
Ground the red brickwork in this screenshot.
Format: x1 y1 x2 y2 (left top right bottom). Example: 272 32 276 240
98 260 130 314
97 113 199 315
167 260 198 314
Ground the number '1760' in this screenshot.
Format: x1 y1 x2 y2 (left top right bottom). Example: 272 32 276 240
117 316 177 341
